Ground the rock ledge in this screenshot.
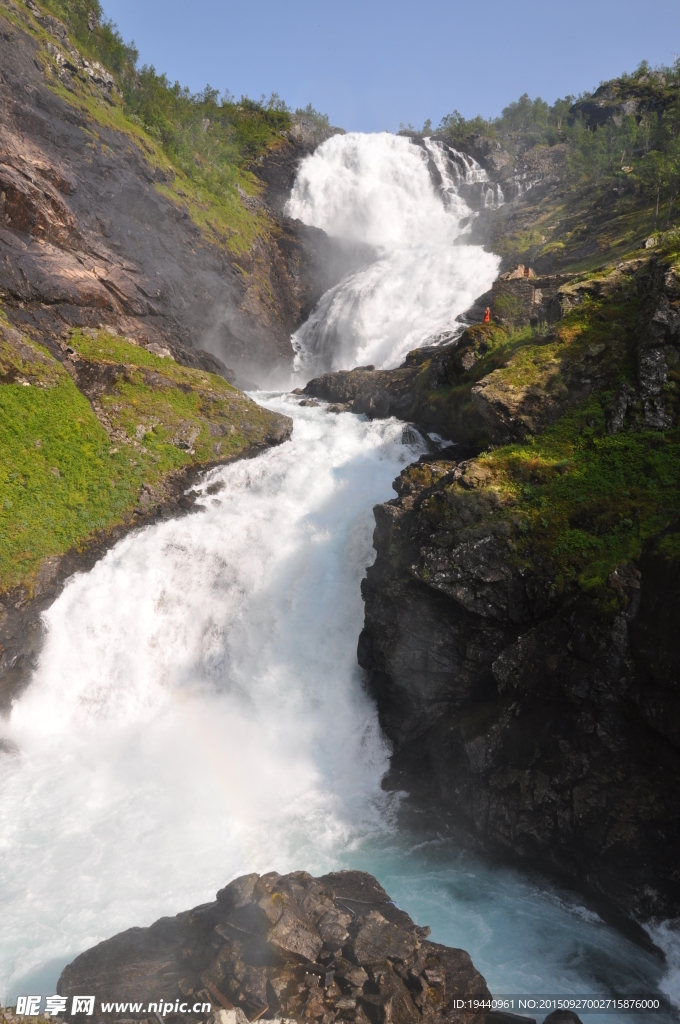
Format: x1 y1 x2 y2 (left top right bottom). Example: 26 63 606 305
57 871 490 1024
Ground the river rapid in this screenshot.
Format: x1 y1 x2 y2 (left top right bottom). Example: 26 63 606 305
0 133 677 1015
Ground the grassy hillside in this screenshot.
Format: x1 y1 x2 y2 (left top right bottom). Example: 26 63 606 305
412 280 679 604
0 0 300 597
0 310 288 595
2 0 298 254
393 235 680 616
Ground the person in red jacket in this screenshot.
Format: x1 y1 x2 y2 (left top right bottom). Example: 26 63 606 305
483 306 491 323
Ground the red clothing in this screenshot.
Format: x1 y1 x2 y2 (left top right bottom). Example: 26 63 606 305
483 308 491 323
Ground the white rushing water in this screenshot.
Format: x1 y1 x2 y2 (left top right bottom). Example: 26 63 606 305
0 405 418 993
287 133 499 374
1 131 677 1014
0 400 672 1012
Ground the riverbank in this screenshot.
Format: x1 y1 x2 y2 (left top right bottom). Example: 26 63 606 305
0 317 292 711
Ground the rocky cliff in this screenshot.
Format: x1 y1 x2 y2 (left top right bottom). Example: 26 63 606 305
354 249 680 926
0 0 358 385
56 871 494 1024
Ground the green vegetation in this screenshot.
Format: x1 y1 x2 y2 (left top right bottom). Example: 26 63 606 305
68 328 273 467
435 60 680 208
400 62 680 271
0 322 279 594
39 0 138 74
129 75 291 250
494 406 680 597
1 325 127 593
38 0 293 166
8 0 307 252
408 263 680 606
125 75 289 201
294 103 330 128
406 320 547 445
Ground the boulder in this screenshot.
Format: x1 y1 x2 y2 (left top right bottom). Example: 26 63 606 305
57 871 490 1024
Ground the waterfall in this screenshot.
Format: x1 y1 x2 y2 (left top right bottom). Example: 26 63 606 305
0 133 674 1015
0 407 421 993
286 132 499 376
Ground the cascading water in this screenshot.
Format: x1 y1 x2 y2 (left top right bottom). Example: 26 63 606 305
287 133 499 375
1 132 677 1014
0 407 418 994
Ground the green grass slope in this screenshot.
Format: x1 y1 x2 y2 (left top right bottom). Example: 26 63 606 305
399 239 680 609
0 312 288 595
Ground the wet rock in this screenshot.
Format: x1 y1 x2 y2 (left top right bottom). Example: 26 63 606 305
638 347 668 396
353 911 420 965
352 389 391 419
634 289 680 429
642 395 672 430
265 415 294 444
267 904 324 962
58 871 490 1024
401 425 424 446
358 454 680 924
303 367 418 422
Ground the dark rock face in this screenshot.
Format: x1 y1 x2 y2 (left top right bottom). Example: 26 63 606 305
358 460 680 925
57 870 490 1024
302 366 421 421
255 118 345 216
636 288 680 429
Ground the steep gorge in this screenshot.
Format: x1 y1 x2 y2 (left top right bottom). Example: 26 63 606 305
2 1 680 1000
337 137 680 927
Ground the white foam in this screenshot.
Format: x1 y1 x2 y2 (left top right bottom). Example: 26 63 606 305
646 919 680 1008
0 402 420 994
0 131 669 1013
286 132 499 375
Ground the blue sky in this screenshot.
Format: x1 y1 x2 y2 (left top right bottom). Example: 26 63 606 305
103 0 680 132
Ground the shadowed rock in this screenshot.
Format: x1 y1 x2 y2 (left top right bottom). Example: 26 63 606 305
57 870 490 1024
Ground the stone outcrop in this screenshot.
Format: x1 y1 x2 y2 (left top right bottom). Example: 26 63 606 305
299 364 420 421
57 871 492 1024
357 446 680 926
344 257 680 931
491 267 565 328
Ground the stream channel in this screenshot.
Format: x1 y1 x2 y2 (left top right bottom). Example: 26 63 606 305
0 132 677 1017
